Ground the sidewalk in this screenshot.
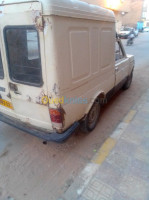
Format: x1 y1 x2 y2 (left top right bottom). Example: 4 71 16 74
60 89 149 200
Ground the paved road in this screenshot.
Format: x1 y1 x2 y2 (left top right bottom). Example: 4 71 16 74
0 32 149 200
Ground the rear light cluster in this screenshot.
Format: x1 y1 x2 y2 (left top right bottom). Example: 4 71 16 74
49 108 62 124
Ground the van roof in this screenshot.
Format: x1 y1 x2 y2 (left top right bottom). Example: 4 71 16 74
0 0 115 22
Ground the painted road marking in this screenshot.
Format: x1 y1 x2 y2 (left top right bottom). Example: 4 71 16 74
111 122 128 140
77 163 99 196
92 109 137 165
123 110 137 123
92 138 117 165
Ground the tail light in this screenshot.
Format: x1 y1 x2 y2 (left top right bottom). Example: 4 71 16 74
49 108 63 129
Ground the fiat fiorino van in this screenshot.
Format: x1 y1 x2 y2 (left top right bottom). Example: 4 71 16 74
0 0 134 142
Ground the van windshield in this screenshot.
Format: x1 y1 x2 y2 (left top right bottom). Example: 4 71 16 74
0 51 4 79
5 26 42 86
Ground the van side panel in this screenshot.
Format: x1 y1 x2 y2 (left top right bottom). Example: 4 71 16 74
90 28 99 74
46 16 115 129
70 29 90 82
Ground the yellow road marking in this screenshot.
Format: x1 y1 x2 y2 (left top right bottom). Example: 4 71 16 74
92 109 137 165
92 137 116 165
123 110 137 123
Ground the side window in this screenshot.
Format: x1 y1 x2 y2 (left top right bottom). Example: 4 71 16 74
4 26 42 86
0 50 4 79
115 41 125 61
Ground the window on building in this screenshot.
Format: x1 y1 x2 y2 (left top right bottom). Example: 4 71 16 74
5 26 42 86
0 51 4 79
115 40 125 61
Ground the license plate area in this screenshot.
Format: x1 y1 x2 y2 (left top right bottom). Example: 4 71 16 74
0 98 13 109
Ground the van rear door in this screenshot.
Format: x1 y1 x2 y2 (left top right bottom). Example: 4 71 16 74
0 2 52 131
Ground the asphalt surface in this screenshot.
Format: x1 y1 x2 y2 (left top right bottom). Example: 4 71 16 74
0 32 149 200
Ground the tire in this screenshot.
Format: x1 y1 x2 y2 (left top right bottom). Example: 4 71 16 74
122 71 133 90
81 99 100 133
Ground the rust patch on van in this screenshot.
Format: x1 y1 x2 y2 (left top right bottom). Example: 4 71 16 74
26 95 32 102
53 83 60 96
7 93 11 99
58 104 66 128
36 90 48 106
60 106 66 127
32 10 44 32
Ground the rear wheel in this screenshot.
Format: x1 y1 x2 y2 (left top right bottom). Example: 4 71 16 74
81 100 100 133
123 71 133 90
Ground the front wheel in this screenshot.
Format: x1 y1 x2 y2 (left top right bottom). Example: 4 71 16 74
81 100 100 133
122 71 133 90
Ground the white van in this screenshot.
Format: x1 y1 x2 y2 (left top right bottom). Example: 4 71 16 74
0 0 134 142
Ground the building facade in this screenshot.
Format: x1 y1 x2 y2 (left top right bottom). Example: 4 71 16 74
142 0 149 27
122 0 144 28
80 0 144 31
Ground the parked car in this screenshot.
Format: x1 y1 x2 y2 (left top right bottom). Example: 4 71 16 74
119 27 135 39
144 27 149 32
0 0 134 142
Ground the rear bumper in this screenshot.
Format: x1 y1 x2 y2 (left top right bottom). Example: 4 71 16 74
0 112 79 142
